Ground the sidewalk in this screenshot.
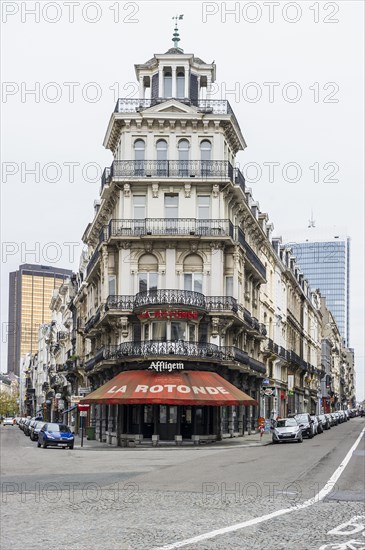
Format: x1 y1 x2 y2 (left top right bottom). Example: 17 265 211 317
73 430 272 451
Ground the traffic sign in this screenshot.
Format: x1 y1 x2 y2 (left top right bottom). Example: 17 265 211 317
77 403 90 412
79 411 88 417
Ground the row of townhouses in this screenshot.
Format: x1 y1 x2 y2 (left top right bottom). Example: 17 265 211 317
21 44 356 445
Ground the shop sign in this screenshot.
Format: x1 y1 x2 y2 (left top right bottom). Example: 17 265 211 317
106 384 231 396
148 361 184 373
71 395 82 403
139 310 198 320
263 387 276 397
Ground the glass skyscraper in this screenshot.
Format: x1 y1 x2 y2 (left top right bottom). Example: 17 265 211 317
288 235 350 346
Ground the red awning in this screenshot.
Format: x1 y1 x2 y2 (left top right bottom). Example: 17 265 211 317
81 370 258 407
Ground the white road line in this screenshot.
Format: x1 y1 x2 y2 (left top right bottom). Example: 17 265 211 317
155 427 365 550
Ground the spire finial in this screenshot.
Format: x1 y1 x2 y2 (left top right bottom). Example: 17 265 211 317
172 14 184 49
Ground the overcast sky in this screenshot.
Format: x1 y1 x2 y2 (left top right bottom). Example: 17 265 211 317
1 1 364 400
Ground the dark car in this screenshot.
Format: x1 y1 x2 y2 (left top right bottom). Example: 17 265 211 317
29 421 46 441
294 413 314 438
23 419 33 436
37 423 74 449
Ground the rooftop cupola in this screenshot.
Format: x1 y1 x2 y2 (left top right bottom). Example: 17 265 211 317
134 18 216 102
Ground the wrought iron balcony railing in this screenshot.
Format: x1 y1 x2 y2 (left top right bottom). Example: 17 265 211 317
101 160 233 187
85 341 265 373
234 167 246 194
134 289 206 309
86 249 100 277
243 241 266 279
205 296 238 313
106 295 135 311
107 218 235 239
105 292 238 313
84 308 101 334
57 331 69 341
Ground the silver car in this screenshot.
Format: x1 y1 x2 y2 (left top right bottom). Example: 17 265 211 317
272 418 303 444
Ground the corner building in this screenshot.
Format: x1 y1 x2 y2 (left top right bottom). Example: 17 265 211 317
81 45 291 443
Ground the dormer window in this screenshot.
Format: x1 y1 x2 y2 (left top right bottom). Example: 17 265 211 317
163 69 172 98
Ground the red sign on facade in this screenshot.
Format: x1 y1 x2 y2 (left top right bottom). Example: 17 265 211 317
139 310 198 320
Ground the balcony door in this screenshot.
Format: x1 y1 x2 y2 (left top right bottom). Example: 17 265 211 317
164 194 179 233
156 139 168 176
178 139 190 176
133 195 146 234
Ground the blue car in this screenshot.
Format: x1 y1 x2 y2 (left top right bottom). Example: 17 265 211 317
37 423 74 449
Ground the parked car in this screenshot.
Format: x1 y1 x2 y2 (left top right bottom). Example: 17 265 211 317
23 419 33 435
29 421 46 441
3 417 15 426
37 423 74 449
319 414 331 430
294 413 314 438
330 413 339 426
315 415 324 433
310 415 320 435
271 418 303 443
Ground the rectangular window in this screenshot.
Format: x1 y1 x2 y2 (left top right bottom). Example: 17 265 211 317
197 196 210 219
133 195 146 220
171 321 186 341
225 276 233 296
152 321 167 341
184 273 202 293
138 272 158 292
164 194 178 218
108 276 116 296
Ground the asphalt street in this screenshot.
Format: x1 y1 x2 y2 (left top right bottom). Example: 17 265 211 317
1 418 364 550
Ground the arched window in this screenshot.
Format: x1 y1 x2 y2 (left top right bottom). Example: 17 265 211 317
164 70 172 98
178 139 189 176
156 139 168 176
200 140 212 176
134 139 145 176
176 70 185 98
138 254 158 293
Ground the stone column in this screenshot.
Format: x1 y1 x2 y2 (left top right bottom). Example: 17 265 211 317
184 66 189 98
139 75 144 99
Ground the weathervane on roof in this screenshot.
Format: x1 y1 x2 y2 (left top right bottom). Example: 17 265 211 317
172 14 184 49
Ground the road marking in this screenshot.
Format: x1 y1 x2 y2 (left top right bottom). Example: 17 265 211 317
155 427 365 550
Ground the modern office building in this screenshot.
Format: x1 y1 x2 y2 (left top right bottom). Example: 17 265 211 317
7 264 72 376
288 232 350 346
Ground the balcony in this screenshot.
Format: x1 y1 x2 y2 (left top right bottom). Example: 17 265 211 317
107 218 235 239
205 296 238 313
57 331 68 341
84 308 101 334
114 98 237 119
105 292 238 315
134 289 206 310
106 295 135 311
85 341 263 372
86 249 100 277
234 168 245 194
101 160 234 190
243 241 266 280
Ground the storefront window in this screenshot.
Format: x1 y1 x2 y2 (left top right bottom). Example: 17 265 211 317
169 406 177 424
144 405 153 423
160 405 167 423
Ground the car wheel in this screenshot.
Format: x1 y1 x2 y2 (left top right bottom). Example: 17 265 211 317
37 441 41 448
308 431 314 439
298 437 303 443
42 441 47 449
69 444 74 450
